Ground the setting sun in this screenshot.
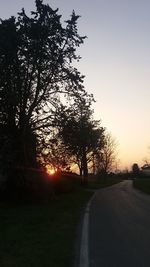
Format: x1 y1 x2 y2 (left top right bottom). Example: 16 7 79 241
46 166 55 175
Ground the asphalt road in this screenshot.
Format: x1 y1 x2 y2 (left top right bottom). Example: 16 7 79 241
89 180 150 267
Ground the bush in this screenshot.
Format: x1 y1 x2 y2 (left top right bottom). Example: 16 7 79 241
1 169 81 203
3 167 53 203
133 178 150 194
52 172 81 194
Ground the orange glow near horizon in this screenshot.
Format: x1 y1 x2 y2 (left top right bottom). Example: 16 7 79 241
46 166 56 175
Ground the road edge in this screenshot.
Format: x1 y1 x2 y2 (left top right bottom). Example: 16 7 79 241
79 192 97 267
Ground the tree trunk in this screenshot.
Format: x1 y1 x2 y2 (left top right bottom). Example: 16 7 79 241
92 154 96 175
82 149 88 186
79 167 83 177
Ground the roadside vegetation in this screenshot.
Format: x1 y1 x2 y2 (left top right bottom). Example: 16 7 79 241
87 174 123 190
0 172 124 267
133 178 150 195
0 186 93 267
0 1 121 266
0 0 118 190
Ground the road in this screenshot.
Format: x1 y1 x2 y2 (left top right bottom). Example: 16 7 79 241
89 180 150 267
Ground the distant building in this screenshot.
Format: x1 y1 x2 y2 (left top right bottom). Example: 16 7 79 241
141 164 150 176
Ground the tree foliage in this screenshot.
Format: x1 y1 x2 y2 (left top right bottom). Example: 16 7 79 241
58 100 105 183
40 130 73 172
132 163 140 176
94 132 118 175
0 0 87 173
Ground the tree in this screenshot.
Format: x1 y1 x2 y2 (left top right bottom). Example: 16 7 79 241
58 100 105 185
40 131 73 172
95 132 118 175
132 163 140 176
0 0 87 175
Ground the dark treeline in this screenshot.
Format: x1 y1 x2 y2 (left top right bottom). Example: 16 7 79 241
0 0 117 200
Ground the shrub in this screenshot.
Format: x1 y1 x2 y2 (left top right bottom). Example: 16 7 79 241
3 167 53 203
1 169 81 203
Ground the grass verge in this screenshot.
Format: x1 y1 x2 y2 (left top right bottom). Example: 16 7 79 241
0 190 93 267
87 177 123 190
133 178 150 195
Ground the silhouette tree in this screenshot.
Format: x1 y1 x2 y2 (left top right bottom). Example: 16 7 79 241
0 0 87 175
132 163 140 176
40 132 73 172
95 132 118 175
58 100 105 185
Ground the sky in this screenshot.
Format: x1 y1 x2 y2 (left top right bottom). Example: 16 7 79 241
1 0 150 170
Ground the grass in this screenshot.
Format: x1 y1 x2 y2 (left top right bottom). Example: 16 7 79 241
133 178 150 195
87 176 123 190
0 174 123 267
0 189 93 267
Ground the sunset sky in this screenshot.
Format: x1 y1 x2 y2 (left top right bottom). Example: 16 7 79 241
1 0 150 170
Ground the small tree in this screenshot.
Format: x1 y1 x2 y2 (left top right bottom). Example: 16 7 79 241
95 132 118 176
132 163 140 177
58 101 105 185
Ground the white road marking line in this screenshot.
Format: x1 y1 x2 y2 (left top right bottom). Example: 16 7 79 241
79 192 97 267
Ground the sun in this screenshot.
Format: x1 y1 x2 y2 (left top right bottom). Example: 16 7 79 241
46 166 55 175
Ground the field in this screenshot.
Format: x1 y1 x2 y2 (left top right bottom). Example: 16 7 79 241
0 174 123 267
0 189 93 267
133 178 150 195
87 176 123 190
